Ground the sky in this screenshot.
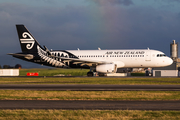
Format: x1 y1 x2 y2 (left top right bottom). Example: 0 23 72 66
0 0 180 68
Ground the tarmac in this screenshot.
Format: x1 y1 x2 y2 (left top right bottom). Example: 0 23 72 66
0 84 180 91
0 100 180 110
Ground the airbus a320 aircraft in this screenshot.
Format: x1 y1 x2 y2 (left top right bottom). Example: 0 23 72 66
8 25 173 76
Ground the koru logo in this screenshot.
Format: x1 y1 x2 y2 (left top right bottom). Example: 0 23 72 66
20 32 35 49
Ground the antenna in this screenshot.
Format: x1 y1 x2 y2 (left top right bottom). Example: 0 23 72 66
98 47 101 50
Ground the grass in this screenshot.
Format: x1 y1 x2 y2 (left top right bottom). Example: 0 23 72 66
0 77 180 84
19 68 89 76
0 90 180 100
131 72 145 76
1 68 179 119
19 68 146 76
0 110 180 120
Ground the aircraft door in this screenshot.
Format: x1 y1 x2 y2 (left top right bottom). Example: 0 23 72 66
145 51 151 61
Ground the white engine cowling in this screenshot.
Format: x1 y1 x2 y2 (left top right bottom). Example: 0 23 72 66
96 64 117 73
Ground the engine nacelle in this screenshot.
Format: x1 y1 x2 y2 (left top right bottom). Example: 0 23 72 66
96 64 117 73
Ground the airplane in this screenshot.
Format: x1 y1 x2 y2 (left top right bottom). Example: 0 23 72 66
8 25 173 76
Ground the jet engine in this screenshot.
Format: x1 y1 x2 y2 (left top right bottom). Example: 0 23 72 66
96 64 117 73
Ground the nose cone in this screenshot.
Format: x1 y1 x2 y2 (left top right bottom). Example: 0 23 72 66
167 57 173 66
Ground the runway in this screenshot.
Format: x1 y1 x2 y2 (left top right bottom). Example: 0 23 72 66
0 100 180 110
0 84 180 91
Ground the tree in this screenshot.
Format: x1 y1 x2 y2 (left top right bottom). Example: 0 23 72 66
3 65 10 69
15 64 22 69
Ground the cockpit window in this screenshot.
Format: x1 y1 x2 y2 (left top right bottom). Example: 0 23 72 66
157 54 166 57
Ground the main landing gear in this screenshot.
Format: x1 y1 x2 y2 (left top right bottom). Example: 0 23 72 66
87 71 106 77
87 71 93 77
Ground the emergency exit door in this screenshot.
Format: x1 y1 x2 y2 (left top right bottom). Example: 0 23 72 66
145 51 151 61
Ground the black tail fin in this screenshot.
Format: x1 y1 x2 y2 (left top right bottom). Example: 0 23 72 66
16 25 41 53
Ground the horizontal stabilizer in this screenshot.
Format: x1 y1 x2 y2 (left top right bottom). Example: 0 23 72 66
7 53 34 60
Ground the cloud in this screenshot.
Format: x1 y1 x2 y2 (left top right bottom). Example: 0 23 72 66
90 0 134 6
107 0 134 6
29 0 57 4
162 0 180 2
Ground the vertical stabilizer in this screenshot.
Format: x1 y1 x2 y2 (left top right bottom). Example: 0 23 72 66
16 25 41 53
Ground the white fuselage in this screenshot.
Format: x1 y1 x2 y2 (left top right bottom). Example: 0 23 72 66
64 49 173 68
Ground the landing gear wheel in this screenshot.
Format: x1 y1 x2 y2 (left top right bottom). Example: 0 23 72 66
98 73 105 76
87 71 93 77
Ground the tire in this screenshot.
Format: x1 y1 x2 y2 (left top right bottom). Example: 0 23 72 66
98 73 105 76
87 72 93 77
